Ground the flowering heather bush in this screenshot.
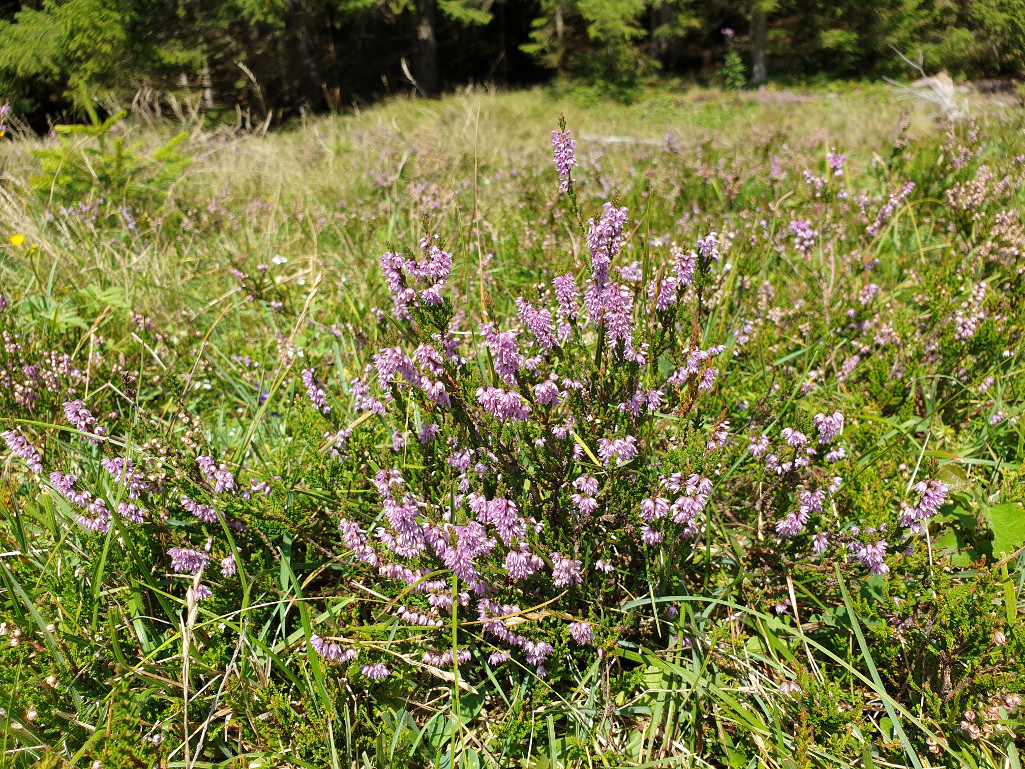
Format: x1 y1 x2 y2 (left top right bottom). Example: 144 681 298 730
1 91 1025 768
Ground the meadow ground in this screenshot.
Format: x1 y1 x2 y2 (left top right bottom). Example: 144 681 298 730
0 82 1024 768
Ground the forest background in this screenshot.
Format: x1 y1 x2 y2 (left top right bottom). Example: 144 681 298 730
2 0 1025 127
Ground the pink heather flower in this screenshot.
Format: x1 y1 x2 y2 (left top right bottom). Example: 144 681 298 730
62 400 105 443
361 663 390 680
799 489 826 516
102 457 149 498
438 520 496 584
551 127 578 192
826 150 846 176
480 323 524 385
534 378 563 406
825 447 846 463
640 497 670 522
505 546 543 580
668 475 712 536
585 204 629 325
338 518 379 565
855 540 889 575
954 282 987 343
116 501 146 523
553 274 580 320
598 435 638 466
374 347 423 392
779 681 803 696
220 555 237 576
301 369 331 414
2 430 43 474
399 607 444 627
617 260 642 283
666 344 724 387
517 298 557 350
652 247 696 311
572 474 599 496
350 378 387 415
414 235 453 283
391 431 408 452
373 346 448 410
377 238 452 317
328 427 355 461
193 584 213 601
312 635 358 664
524 640 554 667
776 513 804 538
641 523 663 544
867 181 915 237
780 428 808 447
813 412 844 444
571 494 598 516
413 342 446 376
476 386 531 421
569 621 594 646
168 547 210 574
812 532 829 554
181 496 220 524
49 471 92 507
696 232 720 261
587 203 629 263
76 496 112 532
197 456 236 494
488 650 511 665
469 493 528 545
707 420 730 451
748 435 769 458
859 283 880 305
380 494 426 558
551 552 582 587
417 423 440 443
789 219 818 253
422 648 471 666
602 282 637 359
836 355 860 383
900 479 948 532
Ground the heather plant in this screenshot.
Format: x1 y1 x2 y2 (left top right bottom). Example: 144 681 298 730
0 87 1024 768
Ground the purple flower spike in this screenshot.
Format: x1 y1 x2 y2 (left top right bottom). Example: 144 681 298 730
551 126 578 192
2 430 43 474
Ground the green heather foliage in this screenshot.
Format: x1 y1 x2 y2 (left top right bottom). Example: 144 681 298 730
0 86 1024 767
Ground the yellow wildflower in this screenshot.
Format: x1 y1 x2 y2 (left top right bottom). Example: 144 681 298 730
10 234 24 246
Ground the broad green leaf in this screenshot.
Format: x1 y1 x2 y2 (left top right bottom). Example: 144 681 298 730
988 503 1025 557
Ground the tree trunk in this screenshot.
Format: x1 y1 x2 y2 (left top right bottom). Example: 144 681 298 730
751 9 767 82
416 0 439 96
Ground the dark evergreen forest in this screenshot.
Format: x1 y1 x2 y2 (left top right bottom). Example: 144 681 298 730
2 0 1024 125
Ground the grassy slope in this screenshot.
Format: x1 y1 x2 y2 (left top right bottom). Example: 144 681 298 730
0 83 1023 767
